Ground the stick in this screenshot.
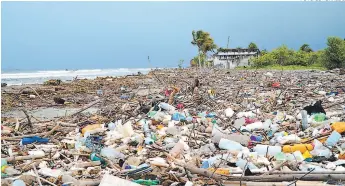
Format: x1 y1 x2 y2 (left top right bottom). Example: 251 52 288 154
6 154 45 163
32 164 43 186
38 176 58 186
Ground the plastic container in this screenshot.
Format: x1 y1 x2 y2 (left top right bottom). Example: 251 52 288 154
21 136 49 145
100 147 125 161
325 131 341 147
81 124 102 135
282 144 314 153
218 138 243 151
253 145 281 156
331 122 345 134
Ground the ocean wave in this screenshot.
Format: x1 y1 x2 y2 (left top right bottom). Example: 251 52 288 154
1 68 152 86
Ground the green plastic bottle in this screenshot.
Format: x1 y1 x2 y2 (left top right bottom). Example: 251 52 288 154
132 179 160 185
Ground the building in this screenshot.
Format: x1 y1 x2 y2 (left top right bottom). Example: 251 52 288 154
211 48 260 69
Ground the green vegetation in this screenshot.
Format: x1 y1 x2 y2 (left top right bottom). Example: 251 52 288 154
249 37 345 70
248 42 258 50
323 37 345 69
235 64 326 71
191 30 217 68
189 32 344 70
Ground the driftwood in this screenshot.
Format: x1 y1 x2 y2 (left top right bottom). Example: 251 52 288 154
225 174 345 182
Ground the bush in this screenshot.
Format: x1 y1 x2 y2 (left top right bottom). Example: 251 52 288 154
250 45 322 67
323 37 345 69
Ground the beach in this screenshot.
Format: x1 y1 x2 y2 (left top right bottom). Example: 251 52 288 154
2 68 345 185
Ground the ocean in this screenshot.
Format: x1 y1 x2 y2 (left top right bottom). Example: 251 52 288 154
1 68 152 86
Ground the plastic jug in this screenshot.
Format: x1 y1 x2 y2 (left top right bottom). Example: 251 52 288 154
282 144 313 153
218 138 243 151
325 131 341 147
331 122 345 134
253 145 281 156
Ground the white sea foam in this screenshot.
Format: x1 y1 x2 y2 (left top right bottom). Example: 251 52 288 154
1 68 152 86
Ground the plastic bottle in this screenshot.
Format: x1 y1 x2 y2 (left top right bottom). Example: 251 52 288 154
240 121 270 132
100 147 125 161
331 122 345 134
159 103 175 112
253 145 281 156
282 144 314 153
301 110 308 130
219 138 243 151
142 121 154 145
81 124 102 135
12 179 26 186
325 131 341 147
132 179 160 185
20 136 49 145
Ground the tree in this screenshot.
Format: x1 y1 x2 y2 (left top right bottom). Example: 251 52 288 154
323 36 345 69
260 49 268 55
191 30 217 68
236 46 242 50
248 42 258 50
300 44 313 53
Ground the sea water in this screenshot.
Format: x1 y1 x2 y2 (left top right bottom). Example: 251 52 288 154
1 68 152 86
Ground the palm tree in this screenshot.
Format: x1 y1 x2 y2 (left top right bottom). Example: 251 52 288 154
191 30 217 68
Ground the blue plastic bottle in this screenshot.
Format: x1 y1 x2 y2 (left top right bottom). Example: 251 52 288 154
21 136 49 145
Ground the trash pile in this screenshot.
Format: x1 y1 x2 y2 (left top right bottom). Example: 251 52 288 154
1 68 345 186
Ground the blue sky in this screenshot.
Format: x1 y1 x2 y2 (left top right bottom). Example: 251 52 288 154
2 2 345 71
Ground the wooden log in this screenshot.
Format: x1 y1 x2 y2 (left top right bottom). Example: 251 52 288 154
225 174 345 182
6 154 45 163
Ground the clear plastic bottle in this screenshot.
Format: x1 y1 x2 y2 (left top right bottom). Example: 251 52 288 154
219 138 243 151
100 147 125 161
301 110 308 130
159 102 175 112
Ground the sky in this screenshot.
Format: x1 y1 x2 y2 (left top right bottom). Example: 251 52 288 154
2 2 345 71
